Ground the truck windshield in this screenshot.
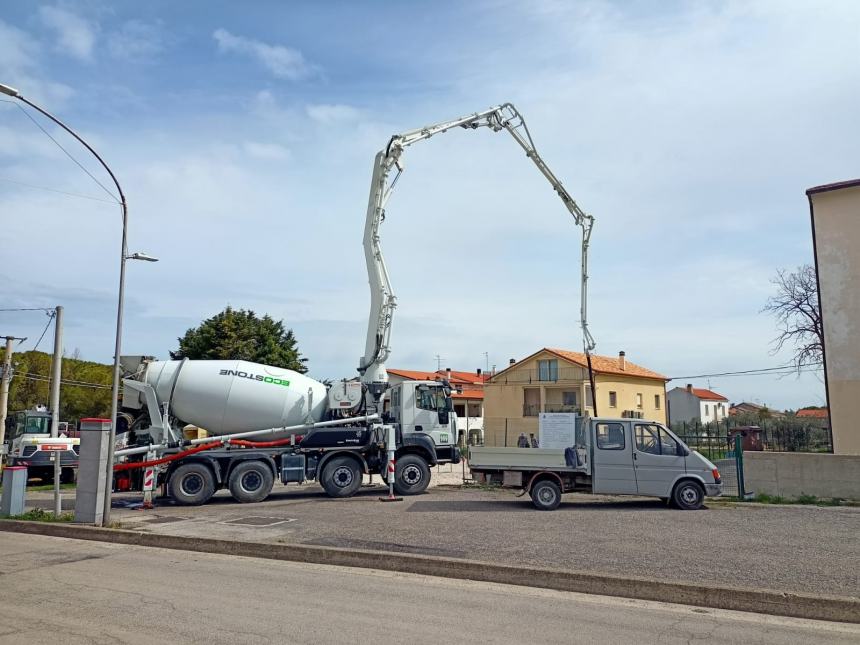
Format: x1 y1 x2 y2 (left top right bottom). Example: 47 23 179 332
23 416 51 434
417 386 449 412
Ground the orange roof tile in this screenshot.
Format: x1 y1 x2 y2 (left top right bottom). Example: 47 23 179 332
689 388 728 402
386 368 442 381
435 370 489 385
796 408 828 418
545 348 668 381
451 389 484 400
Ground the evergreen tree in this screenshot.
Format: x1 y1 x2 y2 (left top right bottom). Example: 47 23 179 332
171 307 308 373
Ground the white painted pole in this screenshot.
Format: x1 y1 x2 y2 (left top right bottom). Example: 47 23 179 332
49 306 63 516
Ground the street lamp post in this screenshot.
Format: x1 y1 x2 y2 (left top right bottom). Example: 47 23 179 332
0 82 157 525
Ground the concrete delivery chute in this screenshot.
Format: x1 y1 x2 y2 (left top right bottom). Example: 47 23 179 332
113 103 597 507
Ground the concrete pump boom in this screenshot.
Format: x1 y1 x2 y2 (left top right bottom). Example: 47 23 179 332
358 103 597 408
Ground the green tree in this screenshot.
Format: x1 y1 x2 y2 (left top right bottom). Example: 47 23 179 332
171 307 308 372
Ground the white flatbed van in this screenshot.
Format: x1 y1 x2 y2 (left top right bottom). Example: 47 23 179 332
469 417 722 510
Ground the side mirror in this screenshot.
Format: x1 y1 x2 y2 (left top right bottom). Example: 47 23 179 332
438 410 449 425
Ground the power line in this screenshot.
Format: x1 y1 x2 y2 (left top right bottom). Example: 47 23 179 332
31 311 56 353
0 176 118 204
17 372 111 390
669 363 823 380
6 100 119 204
0 307 56 312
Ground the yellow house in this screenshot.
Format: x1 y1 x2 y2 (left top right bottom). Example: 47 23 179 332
483 348 668 446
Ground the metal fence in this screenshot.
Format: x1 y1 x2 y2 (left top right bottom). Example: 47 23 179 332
671 418 832 454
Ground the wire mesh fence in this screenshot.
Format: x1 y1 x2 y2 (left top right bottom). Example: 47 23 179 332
670 417 832 454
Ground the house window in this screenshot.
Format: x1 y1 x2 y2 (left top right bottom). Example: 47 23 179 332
636 393 643 409
654 394 661 409
523 388 540 416
562 391 577 406
704 404 709 415
609 391 617 408
454 404 466 416
537 359 558 381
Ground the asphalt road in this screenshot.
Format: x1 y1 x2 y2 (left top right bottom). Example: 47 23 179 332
1 532 857 645
90 485 860 598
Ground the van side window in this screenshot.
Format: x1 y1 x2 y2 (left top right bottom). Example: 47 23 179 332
659 428 680 456
595 422 625 450
635 424 660 454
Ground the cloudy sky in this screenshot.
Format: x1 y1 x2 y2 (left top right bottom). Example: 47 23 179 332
1 1 857 409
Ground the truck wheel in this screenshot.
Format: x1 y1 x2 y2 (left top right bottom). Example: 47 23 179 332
60 468 76 484
672 480 705 510
228 461 274 503
169 463 216 506
530 479 562 511
321 456 363 498
393 455 430 496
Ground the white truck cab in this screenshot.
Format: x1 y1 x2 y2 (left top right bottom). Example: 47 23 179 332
470 416 722 510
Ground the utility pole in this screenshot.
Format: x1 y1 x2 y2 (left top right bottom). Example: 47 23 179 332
49 306 63 515
0 335 25 469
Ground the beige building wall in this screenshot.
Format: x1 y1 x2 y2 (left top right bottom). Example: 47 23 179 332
808 180 860 455
483 350 667 447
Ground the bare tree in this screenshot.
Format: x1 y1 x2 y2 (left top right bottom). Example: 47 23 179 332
762 264 824 370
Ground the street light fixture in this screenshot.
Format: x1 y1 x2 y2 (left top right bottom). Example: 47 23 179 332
127 252 159 263
1 81 153 525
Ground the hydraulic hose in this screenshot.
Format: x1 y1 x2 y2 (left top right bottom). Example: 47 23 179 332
112 435 304 471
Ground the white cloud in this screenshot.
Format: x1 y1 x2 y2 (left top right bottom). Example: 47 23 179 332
0 19 72 105
212 28 313 80
39 5 97 61
243 141 290 160
108 20 165 61
306 103 361 124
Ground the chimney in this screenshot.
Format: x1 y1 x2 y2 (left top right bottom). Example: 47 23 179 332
686 383 693 393
618 351 626 371
476 368 482 376
509 358 516 365
445 367 452 380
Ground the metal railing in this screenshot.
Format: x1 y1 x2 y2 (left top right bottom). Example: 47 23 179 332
671 418 832 453
495 367 588 384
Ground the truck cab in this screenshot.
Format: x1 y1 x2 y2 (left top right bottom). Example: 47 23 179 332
387 380 459 462
4 408 79 483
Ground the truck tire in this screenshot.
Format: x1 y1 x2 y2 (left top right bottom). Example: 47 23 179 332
228 461 274 503
530 479 562 511
169 463 216 506
672 480 705 510
393 455 430 496
60 468 76 484
321 456 363 498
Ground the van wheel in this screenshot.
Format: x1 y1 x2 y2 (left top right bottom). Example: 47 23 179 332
394 455 430 496
169 463 216 506
228 461 274 503
672 481 705 510
531 479 562 511
321 456 363 498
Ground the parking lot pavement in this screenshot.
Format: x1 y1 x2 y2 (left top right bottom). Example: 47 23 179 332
72 484 859 599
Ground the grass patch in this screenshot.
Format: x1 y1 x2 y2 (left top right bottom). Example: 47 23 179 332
0 483 76 493
751 492 852 506
1 507 74 522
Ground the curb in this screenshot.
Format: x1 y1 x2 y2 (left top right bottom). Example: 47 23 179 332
1 520 857 624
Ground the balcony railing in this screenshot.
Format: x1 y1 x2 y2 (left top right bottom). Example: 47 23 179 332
523 403 583 416
495 367 588 384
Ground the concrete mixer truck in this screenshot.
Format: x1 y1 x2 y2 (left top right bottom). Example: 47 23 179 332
113 103 596 507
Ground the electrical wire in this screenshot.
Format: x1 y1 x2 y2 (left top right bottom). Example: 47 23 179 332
7 101 120 203
668 363 823 380
0 307 56 312
17 373 111 390
30 311 56 353
0 176 118 204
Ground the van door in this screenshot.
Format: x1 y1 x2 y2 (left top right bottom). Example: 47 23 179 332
591 421 637 494
632 423 686 497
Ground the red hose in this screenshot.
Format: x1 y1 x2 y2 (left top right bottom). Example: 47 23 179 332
113 435 304 471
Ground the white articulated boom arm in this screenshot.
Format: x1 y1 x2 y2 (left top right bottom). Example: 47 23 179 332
358 103 597 405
